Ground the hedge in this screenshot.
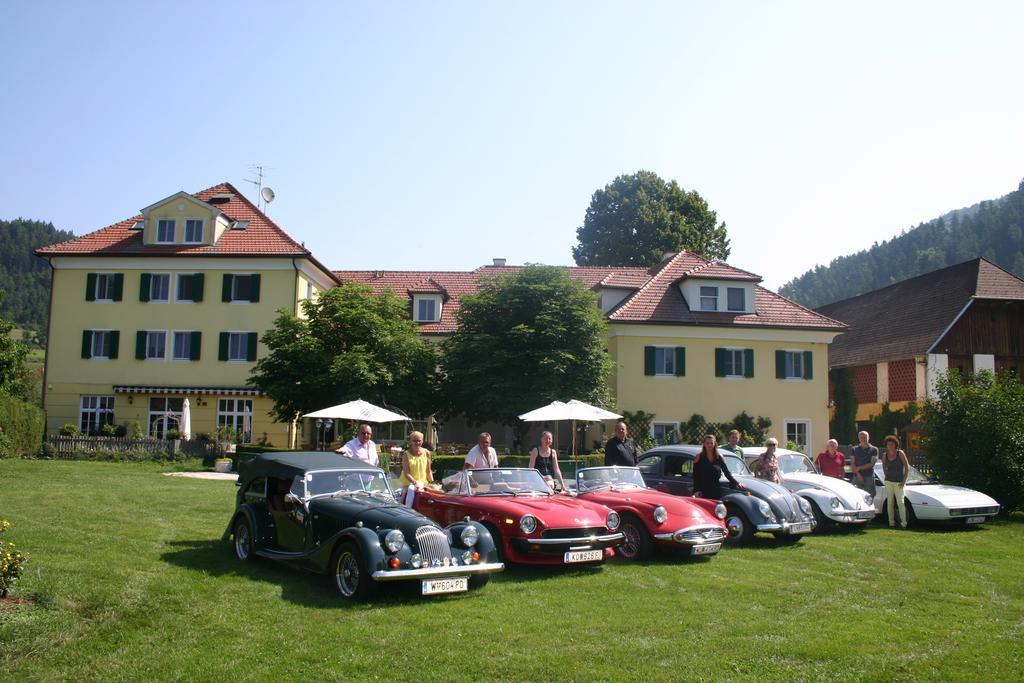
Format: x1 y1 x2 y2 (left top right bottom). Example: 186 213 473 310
0 394 45 458
430 453 605 476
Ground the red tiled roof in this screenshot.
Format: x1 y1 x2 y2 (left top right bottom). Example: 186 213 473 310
35 183 338 280
336 252 845 334
816 258 1024 368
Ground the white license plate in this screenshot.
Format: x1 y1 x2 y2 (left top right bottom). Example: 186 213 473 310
965 516 986 524
564 549 603 563
421 577 468 595
789 522 812 534
857 510 876 519
691 543 721 556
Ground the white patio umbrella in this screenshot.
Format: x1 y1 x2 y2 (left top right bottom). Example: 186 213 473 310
302 399 409 423
518 400 622 456
242 406 252 444
180 398 192 441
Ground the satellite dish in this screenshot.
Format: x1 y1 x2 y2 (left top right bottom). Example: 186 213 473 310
261 187 276 204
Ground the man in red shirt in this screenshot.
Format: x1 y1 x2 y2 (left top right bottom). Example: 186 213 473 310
815 439 846 479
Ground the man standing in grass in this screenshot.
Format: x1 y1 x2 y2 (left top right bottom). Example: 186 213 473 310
720 429 744 459
851 430 878 496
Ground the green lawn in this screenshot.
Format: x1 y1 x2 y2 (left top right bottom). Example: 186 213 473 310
2 460 1022 682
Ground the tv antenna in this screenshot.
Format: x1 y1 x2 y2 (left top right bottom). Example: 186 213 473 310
244 164 276 213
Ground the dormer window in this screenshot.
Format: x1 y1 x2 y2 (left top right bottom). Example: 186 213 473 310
156 219 176 244
413 295 442 323
727 287 745 312
700 286 718 311
184 219 204 244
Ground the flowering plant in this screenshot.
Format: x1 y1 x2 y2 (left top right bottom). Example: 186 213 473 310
0 519 28 597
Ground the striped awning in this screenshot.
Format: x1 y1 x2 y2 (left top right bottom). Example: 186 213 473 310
113 386 264 397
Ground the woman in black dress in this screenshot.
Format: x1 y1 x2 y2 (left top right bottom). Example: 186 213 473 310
693 434 743 498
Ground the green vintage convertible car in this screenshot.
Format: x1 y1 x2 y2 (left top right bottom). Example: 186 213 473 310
224 451 503 600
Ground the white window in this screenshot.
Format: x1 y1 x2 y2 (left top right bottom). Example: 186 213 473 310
156 219 176 243
91 331 115 359
218 398 254 442
148 397 183 438
724 349 745 377
727 287 745 312
652 422 679 445
228 333 249 361
150 274 170 302
144 331 166 360
700 286 718 311
172 331 198 361
184 219 204 243
785 351 804 378
94 273 117 301
413 296 441 322
785 420 810 455
79 395 114 434
653 347 676 376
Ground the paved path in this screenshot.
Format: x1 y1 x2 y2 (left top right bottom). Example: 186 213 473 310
162 471 238 481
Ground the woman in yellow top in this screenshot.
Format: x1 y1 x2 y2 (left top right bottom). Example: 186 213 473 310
399 431 434 506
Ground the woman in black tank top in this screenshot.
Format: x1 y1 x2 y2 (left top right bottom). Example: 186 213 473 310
881 434 911 528
529 431 568 492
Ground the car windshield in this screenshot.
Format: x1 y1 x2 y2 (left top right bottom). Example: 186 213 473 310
466 468 551 496
778 453 816 475
304 468 394 500
577 466 646 491
905 465 930 485
723 454 751 476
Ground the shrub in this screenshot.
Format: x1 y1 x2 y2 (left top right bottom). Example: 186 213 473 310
0 394 45 458
100 423 118 437
622 410 655 452
0 519 28 598
58 423 80 437
165 428 180 441
127 421 145 440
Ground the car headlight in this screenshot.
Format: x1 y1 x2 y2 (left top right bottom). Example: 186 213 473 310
410 553 422 568
756 498 777 522
714 503 727 520
798 497 812 515
384 529 405 553
653 505 668 524
520 514 537 534
460 525 479 547
863 493 874 507
607 511 621 530
829 496 841 510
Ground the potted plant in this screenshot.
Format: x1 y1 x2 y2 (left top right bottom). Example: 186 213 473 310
214 426 237 472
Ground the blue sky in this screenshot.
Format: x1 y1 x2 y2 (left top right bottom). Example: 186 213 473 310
2 1 1022 289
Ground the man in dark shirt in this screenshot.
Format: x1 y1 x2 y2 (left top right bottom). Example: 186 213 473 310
604 421 637 467
851 430 879 496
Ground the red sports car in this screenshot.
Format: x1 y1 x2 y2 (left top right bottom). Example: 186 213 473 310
575 466 728 560
413 468 624 566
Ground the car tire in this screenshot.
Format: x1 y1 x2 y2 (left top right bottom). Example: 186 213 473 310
482 524 505 564
725 506 754 545
468 573 490 590
617 514 654 561
233 517 255 562
331 542 378 600
809 500 831 530
881 499 916 528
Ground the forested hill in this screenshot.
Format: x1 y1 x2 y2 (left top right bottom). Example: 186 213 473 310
779 182 1024 309
1 218 75 335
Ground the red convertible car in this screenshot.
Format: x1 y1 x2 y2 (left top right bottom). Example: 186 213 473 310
413 468 624 566
574 466 728 560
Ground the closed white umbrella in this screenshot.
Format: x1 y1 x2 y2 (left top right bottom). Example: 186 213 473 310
519 400 622 456
180 398 192 441
242 406 252 444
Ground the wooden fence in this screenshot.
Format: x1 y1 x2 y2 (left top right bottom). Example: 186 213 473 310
47 435 217 459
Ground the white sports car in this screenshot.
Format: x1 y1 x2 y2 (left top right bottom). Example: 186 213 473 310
745 448 876 527
871 461 1000 526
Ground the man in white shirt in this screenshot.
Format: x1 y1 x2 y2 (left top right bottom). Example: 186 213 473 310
337 423 379 467
464 432 498 469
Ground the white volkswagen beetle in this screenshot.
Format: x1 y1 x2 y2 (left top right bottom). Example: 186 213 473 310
745 448 876 528
870 461 1000 526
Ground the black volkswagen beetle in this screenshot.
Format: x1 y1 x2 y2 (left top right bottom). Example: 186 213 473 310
637 445 816 544
224 451 503 600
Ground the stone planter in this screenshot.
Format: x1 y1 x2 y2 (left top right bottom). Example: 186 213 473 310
213 459 233 473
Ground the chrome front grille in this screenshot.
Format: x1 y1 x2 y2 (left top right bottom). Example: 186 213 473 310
415 526 452 564
675 526 727 543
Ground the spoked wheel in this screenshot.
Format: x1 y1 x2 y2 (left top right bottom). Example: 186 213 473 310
332 542 378 600
617 515 654 561
234 518 254 561
725 507 754 545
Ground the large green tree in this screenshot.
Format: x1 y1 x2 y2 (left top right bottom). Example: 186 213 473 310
441 265 612 442
1 218 75 339
923 369 1024 513
572 171 730 266
0 292 34 402
249 283 439 422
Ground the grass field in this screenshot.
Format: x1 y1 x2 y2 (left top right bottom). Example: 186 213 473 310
2 460 1022 682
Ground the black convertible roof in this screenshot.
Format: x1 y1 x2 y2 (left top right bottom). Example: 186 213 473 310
237 451 371 484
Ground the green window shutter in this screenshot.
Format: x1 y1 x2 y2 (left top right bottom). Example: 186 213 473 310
674 347 686 376
139 273 151 302
247 332 258 361
644 346 656 375
222 274 233 302
218 333 229 361
744 349 754 378
715 348 726 377
109 331 120 359
193 273 204 302
86 273 97 301
82 331 93 358
135 331 147 360
190 331 202 361
250 274 261 302
803 351 813 380
776 350 786 379
112 274 124 301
